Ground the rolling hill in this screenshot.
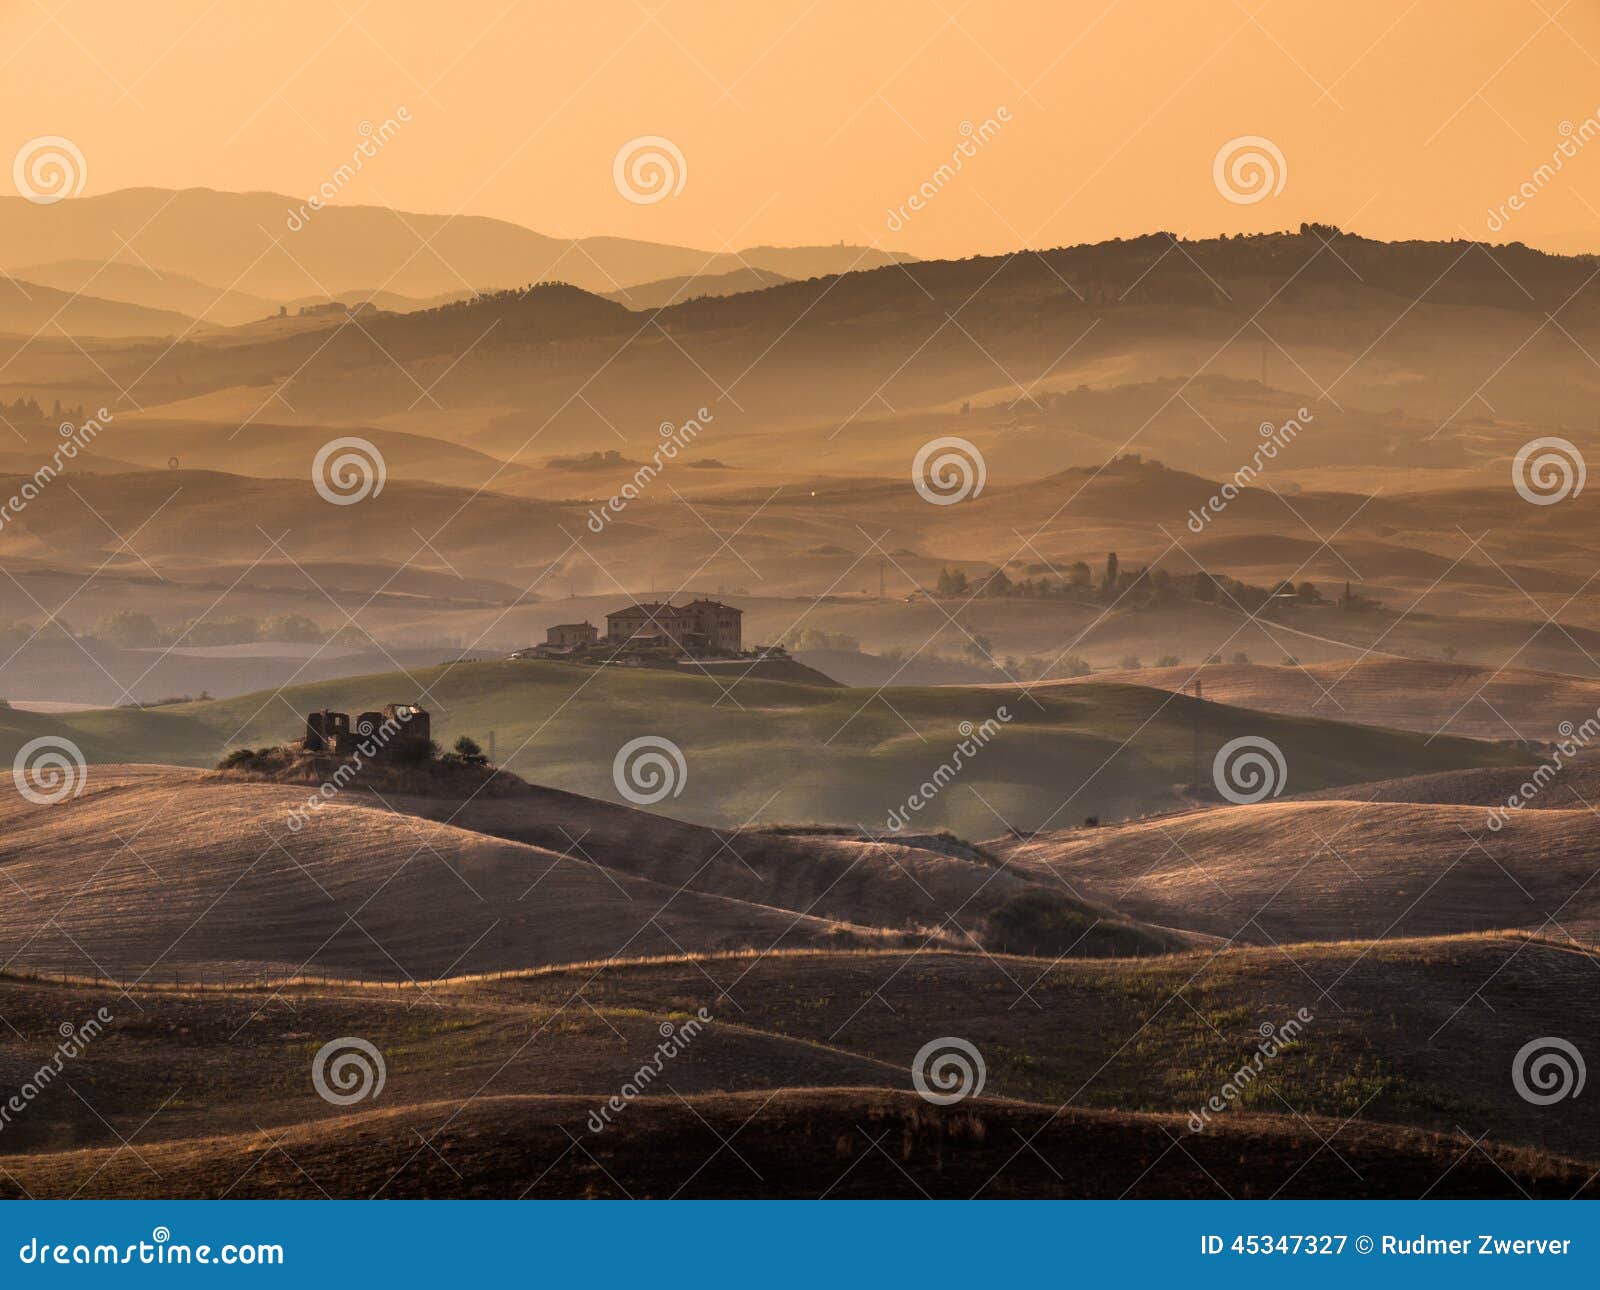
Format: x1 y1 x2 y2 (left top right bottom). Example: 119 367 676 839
0 188 907 303
20 227 1600 459
0 933 1592 1196
0 765 890 981
0 763 1191 981
0 275 199 338
10 260 281 328
12 1091 1586 1199
602 266 793 310
1063 657 1600 741
990 796 1600 943
0 663 1523 831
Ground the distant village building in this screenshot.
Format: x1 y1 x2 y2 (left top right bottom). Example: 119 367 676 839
516 599 744 661
605 601 697 652
546 621 599 648
604 599 743 655
681 598 742 652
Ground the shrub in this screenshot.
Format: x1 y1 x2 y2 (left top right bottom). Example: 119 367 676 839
392 738 438 766
96 610 163 648
985 889 1103 957
260 614 325 643
451 736 489 768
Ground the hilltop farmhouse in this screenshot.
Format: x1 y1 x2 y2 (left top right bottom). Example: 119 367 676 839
517 598 745 661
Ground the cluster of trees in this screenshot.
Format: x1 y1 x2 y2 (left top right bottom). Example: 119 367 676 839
779 626 861 652
0 618 43 646
222 734 491 773
2 397 92 426
440 736 489 768
93 611 366 650
998 654 1092 681
1118 654 1183 670
932 554 1335 614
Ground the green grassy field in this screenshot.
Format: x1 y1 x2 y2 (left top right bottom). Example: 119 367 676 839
0 661 1523 831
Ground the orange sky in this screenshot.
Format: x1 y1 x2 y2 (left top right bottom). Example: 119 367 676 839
6 0 1600 256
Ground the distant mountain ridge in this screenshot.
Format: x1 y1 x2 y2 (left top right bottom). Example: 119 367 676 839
0 187 911 303
0 274 201 338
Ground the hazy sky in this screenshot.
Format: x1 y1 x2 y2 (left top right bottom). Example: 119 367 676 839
7 0 1600 255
